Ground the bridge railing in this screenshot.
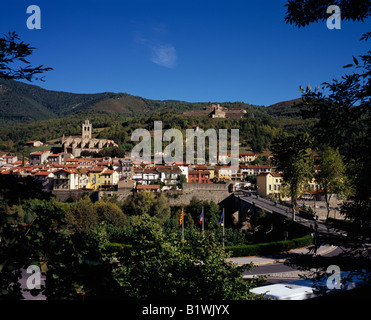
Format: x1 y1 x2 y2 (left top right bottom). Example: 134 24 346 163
236 192 291 211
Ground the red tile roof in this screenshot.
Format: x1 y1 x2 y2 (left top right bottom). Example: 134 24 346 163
35 171 52 176
137 184 160 190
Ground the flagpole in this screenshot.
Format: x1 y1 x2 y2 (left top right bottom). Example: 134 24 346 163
202 206 204 235
182 208 184 243
222 208 225 248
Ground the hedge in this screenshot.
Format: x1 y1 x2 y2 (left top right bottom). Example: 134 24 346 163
224 234 313 257
104 242 132 253
104 234 313 258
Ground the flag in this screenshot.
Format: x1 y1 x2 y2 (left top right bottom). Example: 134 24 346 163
179 209 184 226
199 209 203 225
219 208 224 226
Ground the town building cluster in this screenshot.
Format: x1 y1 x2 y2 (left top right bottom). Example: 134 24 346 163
0 120 322 201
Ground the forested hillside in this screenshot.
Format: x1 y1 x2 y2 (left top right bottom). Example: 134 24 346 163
0 80 316 155
265 98 318 134
0 79 116 125
0 79 259 126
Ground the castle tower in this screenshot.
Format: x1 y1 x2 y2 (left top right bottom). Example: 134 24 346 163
82 119 92 139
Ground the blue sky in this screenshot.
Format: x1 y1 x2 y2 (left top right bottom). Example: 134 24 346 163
1 0 369 106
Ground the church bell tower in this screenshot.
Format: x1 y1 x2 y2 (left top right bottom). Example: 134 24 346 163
82 119 92 139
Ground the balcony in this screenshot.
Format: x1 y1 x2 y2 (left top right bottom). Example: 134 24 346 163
54 183 69 190
55 175 69 180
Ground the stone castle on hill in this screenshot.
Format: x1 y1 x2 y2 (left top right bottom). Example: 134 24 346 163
182 103 246 119
62 120 118 157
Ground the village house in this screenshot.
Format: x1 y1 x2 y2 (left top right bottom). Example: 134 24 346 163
188 169 211 183
0 168 11 175
217 153 229 164
118 178 136 191
187 165 212 183
206 166 216 180
132 167 160 185
34 171 54 190
53 167 95 191
26 140 44 147
3 154 18 164
47 153 63 165
156 165 182 189
85 167 107 190
256 172 322 202
75 168 90 189
112 158 133 179
301 177 323 200
53 169 79 190
177 163 189 182
216 166 240 181
64 157 99 168
239 152 257 163
136 184 161 193
256 172 287 200
99 169 119 191
6 167 21 178
29 150 51 166
77 158 98 168
240 164 272 179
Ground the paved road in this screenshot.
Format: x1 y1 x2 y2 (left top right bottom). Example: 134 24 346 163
239 246 343 286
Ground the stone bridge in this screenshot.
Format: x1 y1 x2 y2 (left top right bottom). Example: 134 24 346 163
234 192 341 239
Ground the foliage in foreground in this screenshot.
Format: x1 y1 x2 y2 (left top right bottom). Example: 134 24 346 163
0 199 264 299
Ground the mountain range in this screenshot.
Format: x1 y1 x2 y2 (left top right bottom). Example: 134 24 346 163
0 78 302 126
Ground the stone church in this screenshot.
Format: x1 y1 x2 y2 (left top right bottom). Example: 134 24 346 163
62 120 118 157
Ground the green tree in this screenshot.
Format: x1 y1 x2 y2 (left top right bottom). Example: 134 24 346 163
113 218 264 300
271 133 314 220
95 201 129 227
122 192 155 216
245 175 257 184
0 174 52 206
316 147 348 221
177 174 187 189
122 192 171 225
65 196 99 234
0 198 79 299
203 200 221 230
1 198 126 300
151 193 171 224
97 146 126 158
284 0 371 29
285 0 371 229
80 150 92 157
0 31 52 81
185 197 221 230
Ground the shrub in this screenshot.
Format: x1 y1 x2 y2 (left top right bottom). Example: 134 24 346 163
225 234 313 257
